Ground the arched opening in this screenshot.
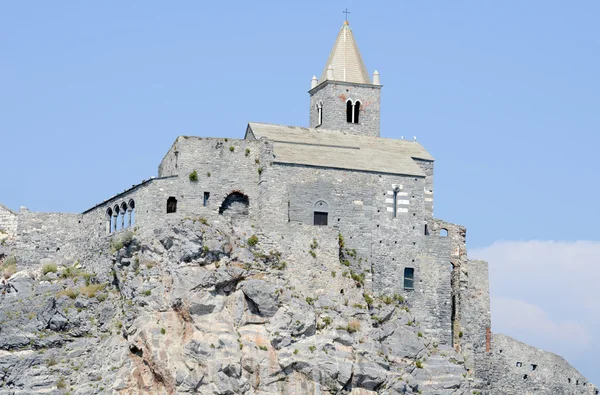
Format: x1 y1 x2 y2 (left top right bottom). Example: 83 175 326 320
440 228 448 237
120 202 128 229
167 197 178 214
316 102 323 126
353 101 360 123
113 205 120 232
314 200 329 226
219 192 249 217
346 100 353 123
128 199 135 227
106 208 113 234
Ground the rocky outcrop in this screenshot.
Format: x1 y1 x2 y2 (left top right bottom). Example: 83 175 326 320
0 219 478 394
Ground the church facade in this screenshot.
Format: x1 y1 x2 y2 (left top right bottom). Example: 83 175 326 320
0 22 596 393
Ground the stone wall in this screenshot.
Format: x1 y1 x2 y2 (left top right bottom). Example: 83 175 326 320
414 159 434 217
491 334 598 394
15 211 82 268
462 259 492 383
309 81 381 137
158 136 265 223
258 161 460 344
0 204 17 237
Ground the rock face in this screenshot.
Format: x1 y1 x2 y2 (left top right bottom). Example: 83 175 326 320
0 219 477 394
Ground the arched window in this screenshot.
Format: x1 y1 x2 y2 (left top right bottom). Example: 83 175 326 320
167 197 177 213
346 100 353 123
113 205 120 232
392 187 399 218
353 101 360 123
316 102 323 126
106 208 113 234
120 202 128 229
128 199 135 227
440 229 448 237
219 192 249 217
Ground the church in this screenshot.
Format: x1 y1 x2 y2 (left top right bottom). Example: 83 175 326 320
0 21 596 394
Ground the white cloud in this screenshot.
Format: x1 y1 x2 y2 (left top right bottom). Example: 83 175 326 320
470 240 600 363
491 297 591 346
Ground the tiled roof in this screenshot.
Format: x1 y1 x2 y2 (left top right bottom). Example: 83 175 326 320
246 123 433 177
319 22 371 85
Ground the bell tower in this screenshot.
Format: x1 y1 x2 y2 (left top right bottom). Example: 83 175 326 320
309 21 381 137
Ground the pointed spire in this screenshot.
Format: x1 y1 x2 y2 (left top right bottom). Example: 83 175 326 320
310 75 318 89
319 22 371 85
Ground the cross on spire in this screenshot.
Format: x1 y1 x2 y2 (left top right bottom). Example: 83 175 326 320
343 8 350 22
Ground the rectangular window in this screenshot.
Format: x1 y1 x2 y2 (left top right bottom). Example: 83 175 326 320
203 192 210 207
403 267 414 289
314 211 328 226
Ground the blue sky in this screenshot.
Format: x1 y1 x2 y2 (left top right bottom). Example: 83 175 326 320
1 1 598 384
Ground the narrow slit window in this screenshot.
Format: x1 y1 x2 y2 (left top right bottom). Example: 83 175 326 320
314 211 328 226
403 267 414 289
346 100 353 123
393 189 398 218
353 101 360 123
203 192 210 207
167 197 178 213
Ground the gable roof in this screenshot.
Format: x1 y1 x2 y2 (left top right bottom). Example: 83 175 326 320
319 22 371 85
246 122 433 177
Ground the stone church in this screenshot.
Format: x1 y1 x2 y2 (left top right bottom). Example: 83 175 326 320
0 21 596 394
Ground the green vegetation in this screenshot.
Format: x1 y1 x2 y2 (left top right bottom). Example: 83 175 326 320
293 349 299 355
188 170 198 181
305 296 317 306
229 146 235 152
96 293 108 302
42 263 58 275
1 256 16 279
309 345 316 353
56 377 66 389
415 359 423 368
418 332 423 338
331 271 336 278
206 172 211 177
346 320 361 333
363 293 374 306
141 290 152 297
257 167 263 175
245 148 251 156
322 316 332 327
338 233 345 249
110 231 134 253
350 271 365 286
259 345 268 351
459 331 464 338
247 235 259 247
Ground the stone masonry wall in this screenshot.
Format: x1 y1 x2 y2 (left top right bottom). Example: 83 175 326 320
414 159 434 217
0 204 17 237
463 259 492 383
158 136 265 223
491 334 598 394
309 81 381 137
15 211 83 268
258 161 459 344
